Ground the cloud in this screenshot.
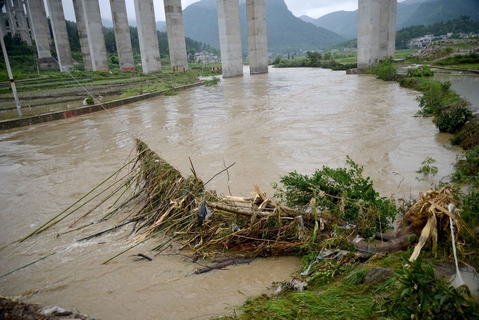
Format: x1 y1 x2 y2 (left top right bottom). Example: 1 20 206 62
284 0 358 18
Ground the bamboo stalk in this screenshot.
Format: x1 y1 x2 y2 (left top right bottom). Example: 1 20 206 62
17 154 144 243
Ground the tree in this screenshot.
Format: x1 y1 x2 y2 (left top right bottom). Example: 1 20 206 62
306 51 321 67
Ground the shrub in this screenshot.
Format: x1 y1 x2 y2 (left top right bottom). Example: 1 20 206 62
416 157 438 175
416 81 452 117
272 157 397 239
433 105 473 133
85 96 94 105
371 57 397 81
381 258 479 319
452 146 479 186
406 65 434 77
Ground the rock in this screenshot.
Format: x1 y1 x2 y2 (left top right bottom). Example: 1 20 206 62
0 297 93 319
363 267 395 286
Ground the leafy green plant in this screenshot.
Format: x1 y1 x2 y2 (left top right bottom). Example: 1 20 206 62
203 77 220 86
371 57 398 81
416 81 452 117
381 258 479 319
433 105 473 133
452 146 479 186
344 267 370 286
416 157 439 175
85 96 94 105
406 65 434 78
273 157 397 238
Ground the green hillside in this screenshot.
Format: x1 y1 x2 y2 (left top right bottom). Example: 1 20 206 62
183 0 345 55
302 0 479 40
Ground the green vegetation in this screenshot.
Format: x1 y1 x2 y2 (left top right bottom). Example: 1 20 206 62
416 157 439 176
406 65 434 78
0 21 219 79
85 96 94 105
370 57 398 81
222 254 478 320
272 51 357 70
435 52 479 65
396 15 479 49
381 258 478 319
410 79 472 133
273 157 397 240
222 41 479 320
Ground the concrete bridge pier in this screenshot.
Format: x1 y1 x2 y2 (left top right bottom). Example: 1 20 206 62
110 0 135 71
81 0 109 72
25 0 57 70
134 0 161 74
246 0 268 74
357 0 397 69
3 0 31 46
164 0 188 72
217 0 243 78
45 0 74 72
72 0 92 71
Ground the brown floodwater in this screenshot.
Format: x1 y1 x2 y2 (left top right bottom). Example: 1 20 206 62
0 66 463 319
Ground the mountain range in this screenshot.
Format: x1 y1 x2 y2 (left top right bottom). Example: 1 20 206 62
102 0 479 55
159 0 346 55
301 0 479 40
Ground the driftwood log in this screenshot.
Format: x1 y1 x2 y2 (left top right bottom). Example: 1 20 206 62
352 187 461 257
194 258 255 274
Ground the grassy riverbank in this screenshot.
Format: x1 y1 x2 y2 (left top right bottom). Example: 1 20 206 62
0 64 221 121
216 47 479 319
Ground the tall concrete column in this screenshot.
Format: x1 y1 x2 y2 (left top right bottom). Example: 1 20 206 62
164 0 188 72
134 0 161 74
387 0 397 58
82 0 109 71
378 0 396 60
217 0 243 78
358 0 397 68
25 0 57 69
45 0 74 71
72 0 92 71
110 0 135 71
4 0 32 45
357 0 380 69
246 0 268 74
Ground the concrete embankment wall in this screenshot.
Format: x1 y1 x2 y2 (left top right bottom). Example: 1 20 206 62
0 82 204 131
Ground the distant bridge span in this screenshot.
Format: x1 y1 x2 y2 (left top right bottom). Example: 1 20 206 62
0 0 395 77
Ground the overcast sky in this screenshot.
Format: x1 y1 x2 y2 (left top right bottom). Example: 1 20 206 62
56 0 406 23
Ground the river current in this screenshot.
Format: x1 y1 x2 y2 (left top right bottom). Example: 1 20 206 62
0 66 463 319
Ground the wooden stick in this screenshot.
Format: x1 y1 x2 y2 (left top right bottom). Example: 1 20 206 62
206 201 270 218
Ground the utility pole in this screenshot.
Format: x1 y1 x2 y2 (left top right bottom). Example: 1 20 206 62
0 25 23 117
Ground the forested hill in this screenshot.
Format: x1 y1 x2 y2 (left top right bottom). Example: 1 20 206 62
182 0 346 55
301 0 479 40
395 16 479 48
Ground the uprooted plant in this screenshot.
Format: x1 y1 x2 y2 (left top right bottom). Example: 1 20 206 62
272 156 398 240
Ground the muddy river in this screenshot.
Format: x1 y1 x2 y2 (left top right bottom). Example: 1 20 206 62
0 66 463 319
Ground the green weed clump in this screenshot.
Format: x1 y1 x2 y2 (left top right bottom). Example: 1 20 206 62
434 52 479 66
414 80 472 133
380 258 479 320
370 57 398 81
406 65 434 77
225 284 376 320
416 157 439 176
453 146 479 186
433 105 473 133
